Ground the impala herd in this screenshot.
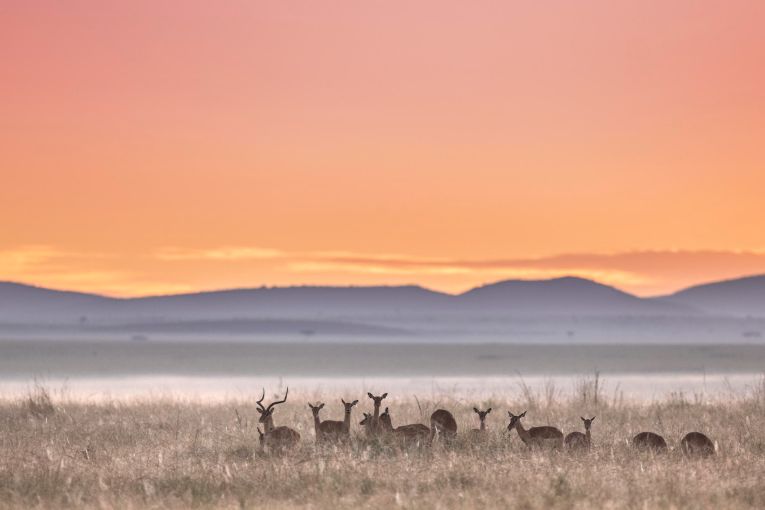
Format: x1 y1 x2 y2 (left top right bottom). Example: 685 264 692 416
255 388 716 457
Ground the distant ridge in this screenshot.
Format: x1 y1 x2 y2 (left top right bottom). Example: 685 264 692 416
459 276 684 315
3 273 765 325
660 274 765 316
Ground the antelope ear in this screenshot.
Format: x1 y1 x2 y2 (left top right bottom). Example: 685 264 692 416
256 408 263 414
307 403 312 409
352 400 359 406
367 392 374 399
382 393 388 399
385 407 389 412
581 417 586 422
487 408 492 414
520 411 527 418
473 407 479 413
508 411 513 417
341 398 346 405
591 416 596 421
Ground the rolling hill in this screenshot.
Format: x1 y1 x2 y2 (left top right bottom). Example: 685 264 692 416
659 274 765 316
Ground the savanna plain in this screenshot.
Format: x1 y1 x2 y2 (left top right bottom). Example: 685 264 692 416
2 380 765 510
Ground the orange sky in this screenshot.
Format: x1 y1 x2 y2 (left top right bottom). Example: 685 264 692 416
1 1 764 297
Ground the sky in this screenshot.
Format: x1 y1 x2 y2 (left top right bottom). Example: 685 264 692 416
1 1 764 297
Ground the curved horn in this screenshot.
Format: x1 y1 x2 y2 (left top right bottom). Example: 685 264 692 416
256 388 266 411
265 387 289 412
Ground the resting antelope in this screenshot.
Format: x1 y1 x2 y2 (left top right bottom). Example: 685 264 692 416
631 431 667 453
680 432 715 457
318 399 359 441
256 388 300 451
565 416 595 450
506 411 563 449
430 409 457 443
379 407 430 444
366 392 388 436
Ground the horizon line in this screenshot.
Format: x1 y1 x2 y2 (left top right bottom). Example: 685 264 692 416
3 272 764 302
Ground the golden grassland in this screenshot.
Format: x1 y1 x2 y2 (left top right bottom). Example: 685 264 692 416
2 381 765 509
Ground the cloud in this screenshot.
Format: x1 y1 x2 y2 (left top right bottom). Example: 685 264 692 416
286 249 765 295
6 244 765 297
154 246 284 261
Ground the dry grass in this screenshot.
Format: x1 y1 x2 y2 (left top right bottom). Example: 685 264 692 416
2 382 765 509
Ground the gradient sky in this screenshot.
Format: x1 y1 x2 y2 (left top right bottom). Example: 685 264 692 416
1 1 764 297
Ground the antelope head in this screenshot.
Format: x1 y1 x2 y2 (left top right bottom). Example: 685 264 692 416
367 392 388 408
581 416 596 430
341 398 359 413
506 410 527 431
256 387 290 425
473 407 492 423
307 402 324 418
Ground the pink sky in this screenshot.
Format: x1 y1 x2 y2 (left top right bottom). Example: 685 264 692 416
1 1 764 296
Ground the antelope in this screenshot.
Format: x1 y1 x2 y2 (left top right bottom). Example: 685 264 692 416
307 402 325 442
430 409 457 443
565 416 595 450
506 411 563 449
366 392 388 435
359 412 374 434
631 431 668 453
379 407 430 444
680 432 715 457
471 407 492 433
256 388 300 451
318 399 359 441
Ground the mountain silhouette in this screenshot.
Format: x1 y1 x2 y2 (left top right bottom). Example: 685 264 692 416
0 276 712 325
459 276 685 315
660 274 765 316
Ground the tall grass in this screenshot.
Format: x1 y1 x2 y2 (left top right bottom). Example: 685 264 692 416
0 384 764 509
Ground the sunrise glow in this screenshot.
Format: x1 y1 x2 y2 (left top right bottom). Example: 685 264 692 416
2 1 764 296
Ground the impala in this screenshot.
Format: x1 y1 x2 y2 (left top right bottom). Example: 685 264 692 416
307 402 325 443
564 416 595 450
318 399 359 441
680 431 715 457
366 392 388 436
506 411 563 449
256 388 300 451
631 431 668 453
471 407 492 433
379 407 430 444
430 409 457 443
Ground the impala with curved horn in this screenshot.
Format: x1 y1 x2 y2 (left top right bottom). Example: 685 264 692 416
256 388 300 451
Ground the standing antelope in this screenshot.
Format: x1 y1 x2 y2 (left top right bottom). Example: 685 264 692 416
318 399 359 441
366 392 388 436
471 407 492 433
256 388 300 451
379 407 430 444
430 409 458 443
565 416 595 450
307 402 325 443
680 432 715 457
631 431 668 453
506 411 563 449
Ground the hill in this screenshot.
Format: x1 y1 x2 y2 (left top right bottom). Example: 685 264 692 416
660 274 765 317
